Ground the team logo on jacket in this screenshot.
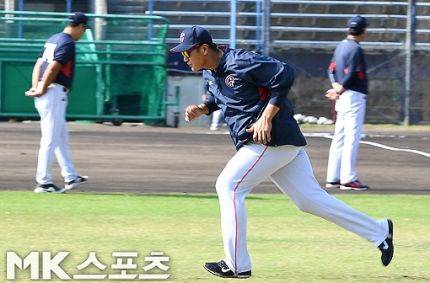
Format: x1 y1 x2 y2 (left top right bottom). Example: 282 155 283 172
179 32 185 43
225 74 235 88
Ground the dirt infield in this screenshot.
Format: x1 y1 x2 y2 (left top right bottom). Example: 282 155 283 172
0 122 429 194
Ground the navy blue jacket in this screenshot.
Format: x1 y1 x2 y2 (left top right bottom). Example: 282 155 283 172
328 39 368 94
203 48 307 150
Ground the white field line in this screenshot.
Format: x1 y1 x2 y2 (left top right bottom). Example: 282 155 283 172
304 133 430 158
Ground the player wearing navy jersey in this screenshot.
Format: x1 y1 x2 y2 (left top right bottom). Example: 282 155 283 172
171 26 394 279
26 12 89 193
325 16 369 191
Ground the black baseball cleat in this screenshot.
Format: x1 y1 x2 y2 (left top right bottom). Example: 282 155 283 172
65 175 88 191
34 183 66 194
204 260 251 279
378 219 394 266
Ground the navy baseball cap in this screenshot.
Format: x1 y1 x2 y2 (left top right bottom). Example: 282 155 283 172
347 15 368 30
170 26 213 52
68 12 89 27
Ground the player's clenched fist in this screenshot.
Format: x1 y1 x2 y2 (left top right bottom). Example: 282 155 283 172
185 104 208 122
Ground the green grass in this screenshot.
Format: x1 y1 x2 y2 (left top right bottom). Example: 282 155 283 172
1 192 429 282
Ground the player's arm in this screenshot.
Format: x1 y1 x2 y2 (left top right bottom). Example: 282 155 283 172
336 48 362 93
38 61 62 91
201 72 220 115
236 56 290 144
26 61 62 97
236 56 293 108
246 103 279 144
327 59 343 91
31 58 43 90
186 73 221 122
325 59 343 101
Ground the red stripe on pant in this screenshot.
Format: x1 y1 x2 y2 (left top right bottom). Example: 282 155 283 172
232 146 268 273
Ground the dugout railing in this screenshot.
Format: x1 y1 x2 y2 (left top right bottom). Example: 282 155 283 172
0 11 172 123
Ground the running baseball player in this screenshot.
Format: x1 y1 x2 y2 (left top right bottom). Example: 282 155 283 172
25 12 89 193
325 16 369 191
171 26 394 279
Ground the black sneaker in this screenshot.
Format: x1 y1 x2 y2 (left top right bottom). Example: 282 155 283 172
325 181 341 189
65 175 88 191
204 260 251 279
378 219 394 266
34 183 65 194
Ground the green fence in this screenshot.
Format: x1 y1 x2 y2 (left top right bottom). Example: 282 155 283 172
0 11 170 123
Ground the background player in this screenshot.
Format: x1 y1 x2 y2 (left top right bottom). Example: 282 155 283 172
325 16 370 191
171 26 394 279
25 12 89 193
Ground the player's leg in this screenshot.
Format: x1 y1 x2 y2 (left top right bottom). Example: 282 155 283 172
326 97 346 187
212 144 300 275
210 109 223 130
340 91 366 187
271 148 389 246
54 88 78 183
34 87 62 185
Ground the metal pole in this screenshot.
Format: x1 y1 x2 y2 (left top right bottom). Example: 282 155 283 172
230 0 237 49
94 0 107 41
148 0 154 40
4 0 15 38
66 0 72 12
256 0 262 51
262 0 270 55
18 0 24 38
0 61 3 113
404 0 416 125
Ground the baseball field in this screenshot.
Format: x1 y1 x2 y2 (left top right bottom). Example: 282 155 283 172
1 122 429 282
1 192 429 282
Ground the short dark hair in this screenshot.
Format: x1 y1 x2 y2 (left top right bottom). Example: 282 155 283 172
348 28 365 36
208 43 218 51
201 42 218 51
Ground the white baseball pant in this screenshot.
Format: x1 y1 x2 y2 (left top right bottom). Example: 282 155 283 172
216 144 388 273
35 84 77 185
210 109 223 129
327 90 367 184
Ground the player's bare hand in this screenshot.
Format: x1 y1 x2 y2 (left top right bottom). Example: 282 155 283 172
246 117 272 145
25 85 45 98
185 104 204 122
325 88 340 101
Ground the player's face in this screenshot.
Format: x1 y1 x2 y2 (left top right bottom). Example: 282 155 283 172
182 45 204 72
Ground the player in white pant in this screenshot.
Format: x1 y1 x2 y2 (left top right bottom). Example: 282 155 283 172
326 16 370 191
26 12 89 193
34 85 78 186
210 109 223 131
216 144 388 274
171 26 394 279
327 90 366 188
